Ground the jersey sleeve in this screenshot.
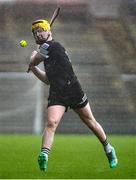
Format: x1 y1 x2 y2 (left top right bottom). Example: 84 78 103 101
38 43 50 58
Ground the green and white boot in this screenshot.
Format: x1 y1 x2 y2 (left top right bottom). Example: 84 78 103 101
38 152 48 171
106 147 118 168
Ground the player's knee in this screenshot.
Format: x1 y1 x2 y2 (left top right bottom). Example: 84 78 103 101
47 117 58 131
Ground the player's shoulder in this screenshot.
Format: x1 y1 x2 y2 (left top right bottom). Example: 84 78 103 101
50 40 64 50
39 40 65 55
39 40 56 50
40 42 50 51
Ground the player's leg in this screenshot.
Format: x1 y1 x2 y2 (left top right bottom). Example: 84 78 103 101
42 105 66 149
74 102 118 168
38 105 66 171
75 102 106 142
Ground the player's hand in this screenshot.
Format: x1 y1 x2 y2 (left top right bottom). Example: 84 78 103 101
27 65 31 73
27 51 38 73
27 51 44 73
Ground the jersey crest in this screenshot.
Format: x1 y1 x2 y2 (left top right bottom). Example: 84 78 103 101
42 43 50 49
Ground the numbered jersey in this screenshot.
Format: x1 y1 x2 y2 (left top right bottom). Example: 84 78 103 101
38 40 77 93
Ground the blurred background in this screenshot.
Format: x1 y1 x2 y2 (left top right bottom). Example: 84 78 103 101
0 0 136 135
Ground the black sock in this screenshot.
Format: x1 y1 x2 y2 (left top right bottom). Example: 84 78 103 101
41 147 50 156
101 138 108 147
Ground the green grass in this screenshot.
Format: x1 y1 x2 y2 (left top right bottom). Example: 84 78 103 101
0 134 135 179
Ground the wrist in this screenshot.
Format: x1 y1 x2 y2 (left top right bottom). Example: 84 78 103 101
30 65 37 72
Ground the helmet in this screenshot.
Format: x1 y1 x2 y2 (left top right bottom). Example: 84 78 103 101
32 19 50 32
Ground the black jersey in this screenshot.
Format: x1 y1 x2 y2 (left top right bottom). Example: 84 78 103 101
39 40 77 93
38 40 88 110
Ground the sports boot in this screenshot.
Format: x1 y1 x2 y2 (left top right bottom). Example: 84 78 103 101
106 147 118 168
38 152 48 171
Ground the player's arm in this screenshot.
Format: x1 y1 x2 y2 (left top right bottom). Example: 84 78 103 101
30 66 50 85
27 50 44 73
28 50 49 85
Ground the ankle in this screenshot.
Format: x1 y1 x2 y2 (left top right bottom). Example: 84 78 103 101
104 143 113 153
41 147 50 156
101 139 113 153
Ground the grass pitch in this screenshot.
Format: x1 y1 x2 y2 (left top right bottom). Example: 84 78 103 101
0 134 135 179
